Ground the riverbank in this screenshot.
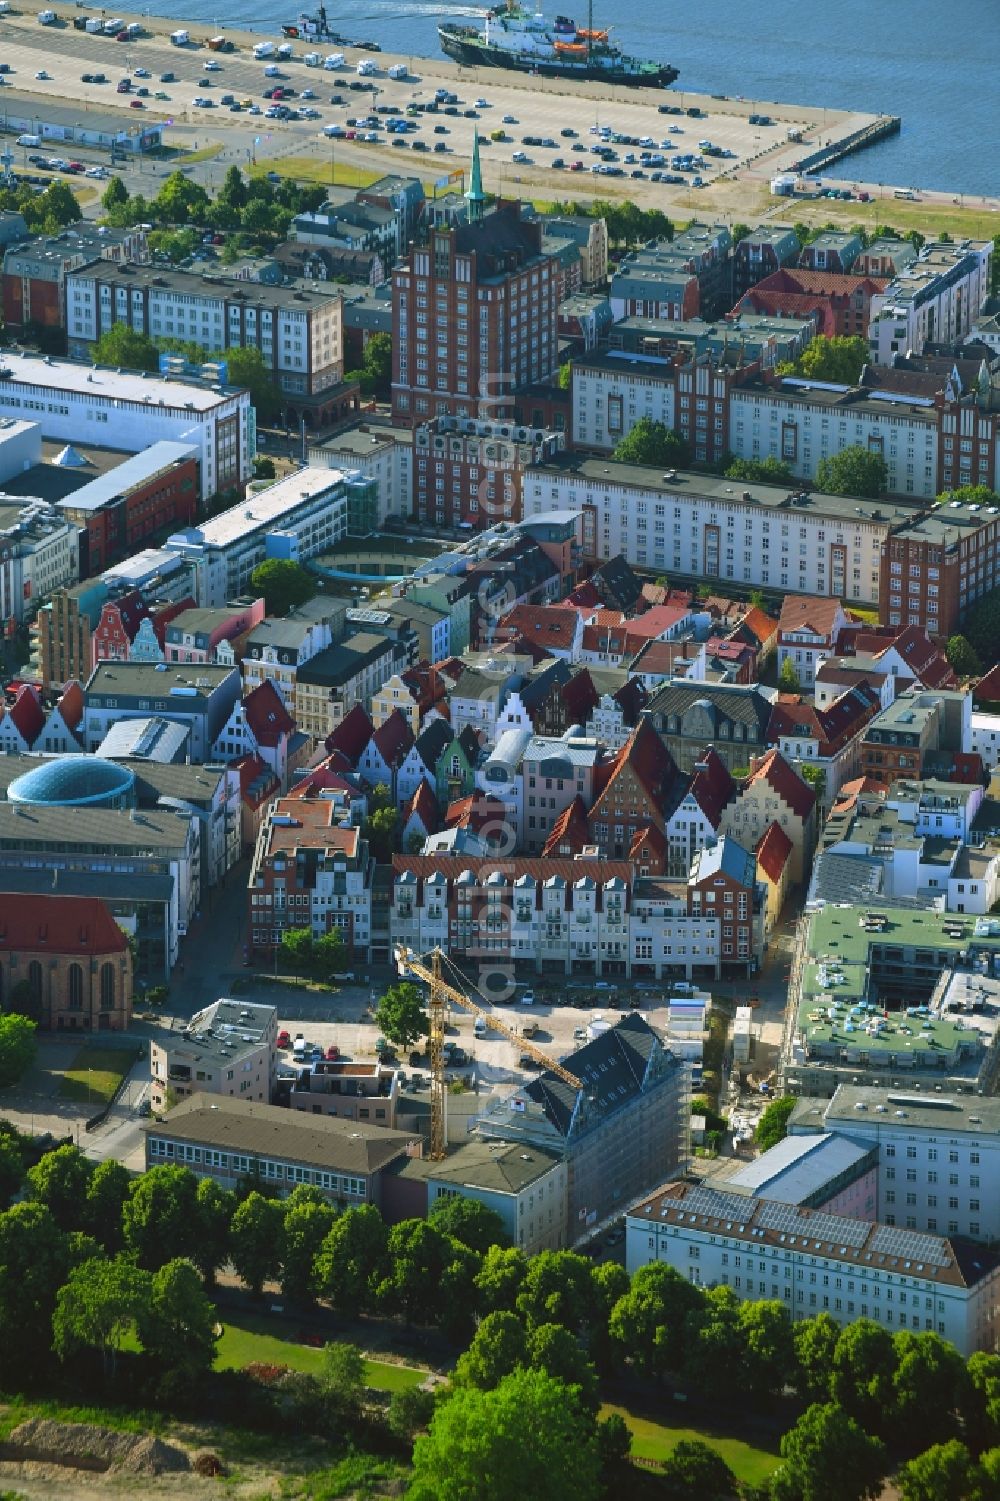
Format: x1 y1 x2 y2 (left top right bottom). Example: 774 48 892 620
1 0 997 235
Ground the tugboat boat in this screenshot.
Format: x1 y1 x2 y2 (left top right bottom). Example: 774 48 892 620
438 1 678 88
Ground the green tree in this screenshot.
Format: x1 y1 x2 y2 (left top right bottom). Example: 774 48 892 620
830 1318 898 1434
682 1285 743 1398
230 1191 285 1295
936 485 999 508
793 1313 840 1404
147 226 200 264
280 926 315 974
815 445 887 498
122 1163 201 1270
0 1201 69 1370
192 1177 234 1287
36 181 82 229
966 1351 1000 1452
898 1440 986 1501
140 1257 216 1391
225 344 282 423
378 1219 466 1327
218 164 249 213
608 1260 701 1379
388 1385 437 1441
428 1196 508 1255
516 1250 596 1335
613 417 691 469
801 762 826 804
557 362 572 390
892 1331 966 1449
772 1403 886 1501
660 1439 738 1500
738 1299 795 1402
84 1160 131 1252
253 455 277 481
946 634 982 677
364 802 400 863
317 1339 367 1424
587 1259 629 1375
475 1243 529 1316
528 1322 598 1415
755 1095 797 1151
0 1014 37 1087
360 332 393 398
778 657 802 693
26 1144 92 1234
249 558 314 616
314 927 348 978
315 1203 388 1313
409 1368 600 1501
725 456 796 485
374 982 427 1051
281 1193 337 1304
794 335 870 385
93 322 161 373
0 1126 26 1211
53 1254 151 1379
102 175 128 214
154 170 211 226
454 1309 527 1390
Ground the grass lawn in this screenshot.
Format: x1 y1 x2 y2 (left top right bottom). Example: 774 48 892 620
214 1314 427 1393
58 1046 133 1106
252 156 386 191
601 1403 781 1487
181 143 225 163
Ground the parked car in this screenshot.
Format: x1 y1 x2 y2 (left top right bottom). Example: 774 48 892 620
277 1029 291 1049
521 989 535 1005
325 1044 340 1061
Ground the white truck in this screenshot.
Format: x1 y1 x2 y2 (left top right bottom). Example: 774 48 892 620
323 52 344 69
303 51 321 67
103 17 124 33
387 62 408 80
38 8 57 23
356 57 376 76
170 28 190 45
84 16 103 32
252 39 275 58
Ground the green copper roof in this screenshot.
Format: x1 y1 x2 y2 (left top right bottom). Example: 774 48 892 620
466 130 485 208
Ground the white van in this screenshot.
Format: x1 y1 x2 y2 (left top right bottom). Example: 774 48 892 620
277 41 293 58
17 133 41 148
473 1016 488 1038
292 1033 307 1060
103 17 124 33
252 39 275 58
322 123 344 137
84 16 103 31
170 28 189 45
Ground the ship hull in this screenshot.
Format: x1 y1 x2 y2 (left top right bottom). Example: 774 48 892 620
439 28 678 87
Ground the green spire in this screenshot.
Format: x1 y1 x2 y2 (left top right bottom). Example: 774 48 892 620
466 130 485 221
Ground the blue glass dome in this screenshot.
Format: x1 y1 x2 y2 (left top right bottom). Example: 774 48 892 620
8 755 136 810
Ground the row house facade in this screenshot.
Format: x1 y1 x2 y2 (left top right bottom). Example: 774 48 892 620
248 797 374 961
768 685 882 807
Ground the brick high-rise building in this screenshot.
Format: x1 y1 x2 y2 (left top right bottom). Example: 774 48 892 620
391 174 558 425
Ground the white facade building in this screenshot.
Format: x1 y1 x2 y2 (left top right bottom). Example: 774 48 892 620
572 354 677 451
523 460 909 606
626 1180 1000 1357
307 425 413 527
728 379 940 500
165 469 350 606
971 712 1000 772
0 499 79 623
0 351 251 502
868 239 993 365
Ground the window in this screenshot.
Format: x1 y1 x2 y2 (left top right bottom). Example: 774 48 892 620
67 964 84 1011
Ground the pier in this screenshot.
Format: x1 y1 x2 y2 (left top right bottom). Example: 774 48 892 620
792 114 902 176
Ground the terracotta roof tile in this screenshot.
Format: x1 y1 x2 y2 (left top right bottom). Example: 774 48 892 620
769 684 880 756
54 679 84 733
372 708 414 767
542 795 591 857
9 683 44 747
745 747 817 821
235 752 280 807
687 747 736 827
402 779 439 835
0 893 128 955
561 668 599 722
444 792 509 835
590 718 680 824
497 605 580 651
244 679 296 748
779 594 845 641
975 663 1000 705
755 820 793 882
324 703 374 763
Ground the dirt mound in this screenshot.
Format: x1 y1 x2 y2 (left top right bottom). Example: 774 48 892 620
6 1420 190 1476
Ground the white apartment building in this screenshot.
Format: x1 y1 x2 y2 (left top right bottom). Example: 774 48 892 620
0 350 251 502
524 460 912 606
626 1180 1000 1358
629 876 722 979
572 353 676 451
971 712 1000 772
65 265 344 400
150 997 278 1113
868 239 994 365
308 424 413 526
728 378 940 500
0 499 79 623
165 468 351 606
790 1087 1000 1248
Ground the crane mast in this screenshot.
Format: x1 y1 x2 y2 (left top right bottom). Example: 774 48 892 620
395 945 583 1162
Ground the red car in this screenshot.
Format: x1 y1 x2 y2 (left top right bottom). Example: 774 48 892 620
277 1029 291 1049
325 1044 340 1061
129 99 144 108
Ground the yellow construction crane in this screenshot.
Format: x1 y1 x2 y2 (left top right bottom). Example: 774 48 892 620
394 945 583 1161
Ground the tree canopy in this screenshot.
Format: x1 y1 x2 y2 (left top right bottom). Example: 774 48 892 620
755 1095 797 1151
249 558 315 616
725 456 796 485
815 445 888 499
428 1195 509 1255
613 417 691 469
93 323 161 374
0 1014 37 1088
53 1255 151 1379
772 1402 887 1501
374 982 427 1050
789 335 869 385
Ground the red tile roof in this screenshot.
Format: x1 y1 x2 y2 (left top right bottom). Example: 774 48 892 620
402 779 439 836
324 703 373 763
834 776 888 811
497 604 580 652
9 683 44 747
55 679 84 734
590 718 680 825
563 581 602 609
244 680 296 748
542 795 591 857
235 752 280 809
688 747 736 827
769 684 880 756
149 595 197 649
445 793 509 835
391 854 634 905
561 668 599 723
371 707 414 768
629 821 667 865
755 821 793 883
745 747 817 821
287 760 358 800
0 893 128 955
975 663 1000 705
778 594 845 642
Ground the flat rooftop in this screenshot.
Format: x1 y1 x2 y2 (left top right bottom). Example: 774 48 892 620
528 453 921 529
169 468 347 550
792 1084 1000 1139
72 262 344 313
161 999 276 1067
53 442 198 514
721 1132 876 1205
86 662 236 701
0 350 238 412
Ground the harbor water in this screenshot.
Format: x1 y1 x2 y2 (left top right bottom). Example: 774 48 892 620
119 0 996 198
